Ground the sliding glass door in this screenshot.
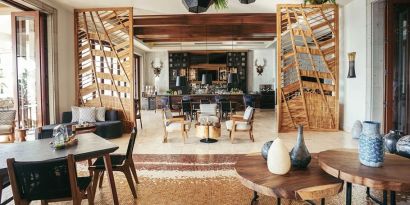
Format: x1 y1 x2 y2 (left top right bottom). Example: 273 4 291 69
11 11 47 130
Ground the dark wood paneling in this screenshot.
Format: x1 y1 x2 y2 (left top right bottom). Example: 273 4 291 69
134 13 276 43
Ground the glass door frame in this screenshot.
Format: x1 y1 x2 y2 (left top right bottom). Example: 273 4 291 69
385 0 410 133
11 11 48 129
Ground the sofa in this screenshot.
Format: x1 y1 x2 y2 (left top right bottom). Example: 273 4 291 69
37 110 123 139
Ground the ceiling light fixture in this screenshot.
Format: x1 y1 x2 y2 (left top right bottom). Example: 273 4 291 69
239 0 256 4
182 0 213 13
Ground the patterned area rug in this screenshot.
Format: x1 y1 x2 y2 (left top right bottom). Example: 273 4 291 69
2 154 410 205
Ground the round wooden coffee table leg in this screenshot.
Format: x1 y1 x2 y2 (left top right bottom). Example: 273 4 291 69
346 182 352 205
251 191 259 205
391 191 396 205
366 187 389 205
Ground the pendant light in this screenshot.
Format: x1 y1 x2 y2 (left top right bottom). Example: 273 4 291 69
183 0 213 13
239 0 256 4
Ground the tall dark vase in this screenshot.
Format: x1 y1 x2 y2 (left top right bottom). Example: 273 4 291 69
290 125 311 169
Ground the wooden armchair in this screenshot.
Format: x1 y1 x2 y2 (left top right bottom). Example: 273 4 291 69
226 107 255 143
162 109 190 143
0 110 16 143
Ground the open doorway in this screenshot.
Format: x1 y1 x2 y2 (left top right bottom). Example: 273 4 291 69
385 1 410 133
0 1 51 141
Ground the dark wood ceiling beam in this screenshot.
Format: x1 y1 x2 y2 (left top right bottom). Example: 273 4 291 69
143 36 275 43
135 25 275 37
133 13 276 27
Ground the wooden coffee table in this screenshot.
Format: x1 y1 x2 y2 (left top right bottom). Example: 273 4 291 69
195 123 221 143
235 153 343 205
319 149 410 205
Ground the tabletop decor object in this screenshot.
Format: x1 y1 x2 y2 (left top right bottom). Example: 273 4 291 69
384 130 403 154
267 138 291 175
261 140 273 160
290 125 311 168
359 121 384 167
53 124 69 146
351 120 362 139
396 135 410 158
51 135 78 150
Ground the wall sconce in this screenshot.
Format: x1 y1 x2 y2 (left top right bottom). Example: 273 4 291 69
255 58 266 76
347 52 356 78
151 60 163 77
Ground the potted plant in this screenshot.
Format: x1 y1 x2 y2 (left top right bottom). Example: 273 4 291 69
214 0 228 10
304 0 336 4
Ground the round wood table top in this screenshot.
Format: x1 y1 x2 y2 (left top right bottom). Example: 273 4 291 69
235 153 343 201
318 149 410 192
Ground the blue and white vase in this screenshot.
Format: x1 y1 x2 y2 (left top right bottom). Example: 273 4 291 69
359 121 384 167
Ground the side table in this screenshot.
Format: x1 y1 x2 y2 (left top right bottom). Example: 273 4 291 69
195 123 221 143
236 153 343 205
319 149 410 205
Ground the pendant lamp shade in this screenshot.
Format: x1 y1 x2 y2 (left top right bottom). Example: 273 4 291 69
239 0 256 4
228 73 238 84
201 74 212 85
347 52 356 78
176 76 187 87
182 0 214 13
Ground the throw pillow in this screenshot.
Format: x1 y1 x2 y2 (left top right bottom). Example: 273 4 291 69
243 106 254 122
95 107 106 122
0 110 16 125
164 108 173 126
71 106 80 122
79 107 96 124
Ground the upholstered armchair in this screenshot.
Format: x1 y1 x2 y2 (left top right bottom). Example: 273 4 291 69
162 109 191 143
197 104 219 124
0 110 16 142
226 106 255 143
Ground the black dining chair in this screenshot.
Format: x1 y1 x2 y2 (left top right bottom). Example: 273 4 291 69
89 127 139 199
134 99 143 129
219 99 234 120
200 99 211 104
7 154 93 205
181 100 193 121
243 95 256 109
0 173 12 205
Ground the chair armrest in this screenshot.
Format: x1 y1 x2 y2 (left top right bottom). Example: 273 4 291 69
230 115 244 121
166 118 185 123
173 115 185 119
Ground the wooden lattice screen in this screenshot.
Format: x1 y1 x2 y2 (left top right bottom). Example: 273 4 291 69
277 4 339 132
74 8 134 132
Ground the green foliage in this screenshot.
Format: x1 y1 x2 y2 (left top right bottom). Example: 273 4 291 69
304 0 336 4
214 0 228 10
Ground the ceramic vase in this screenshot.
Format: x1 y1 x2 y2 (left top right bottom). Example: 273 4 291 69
261 140 273 160
267 138 291 175
396 135 410 158
359 121 384 167
351 120 362 139
384 130 403 154
290 125 311 169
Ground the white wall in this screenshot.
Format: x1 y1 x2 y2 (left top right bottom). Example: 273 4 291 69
248 48 276 92
143 51 169 93
341 0 369 131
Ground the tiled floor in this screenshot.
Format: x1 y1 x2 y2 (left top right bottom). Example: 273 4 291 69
110 109 358 155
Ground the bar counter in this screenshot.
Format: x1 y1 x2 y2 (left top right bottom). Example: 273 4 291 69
155 93 261 111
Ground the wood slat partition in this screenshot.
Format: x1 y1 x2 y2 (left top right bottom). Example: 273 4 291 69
74 7 134 132
277 4 339 132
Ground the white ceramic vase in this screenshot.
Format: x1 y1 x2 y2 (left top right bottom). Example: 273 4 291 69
351 120 362 139
267 138 291 175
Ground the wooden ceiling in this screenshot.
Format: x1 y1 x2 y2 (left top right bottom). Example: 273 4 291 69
133 13 276 43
